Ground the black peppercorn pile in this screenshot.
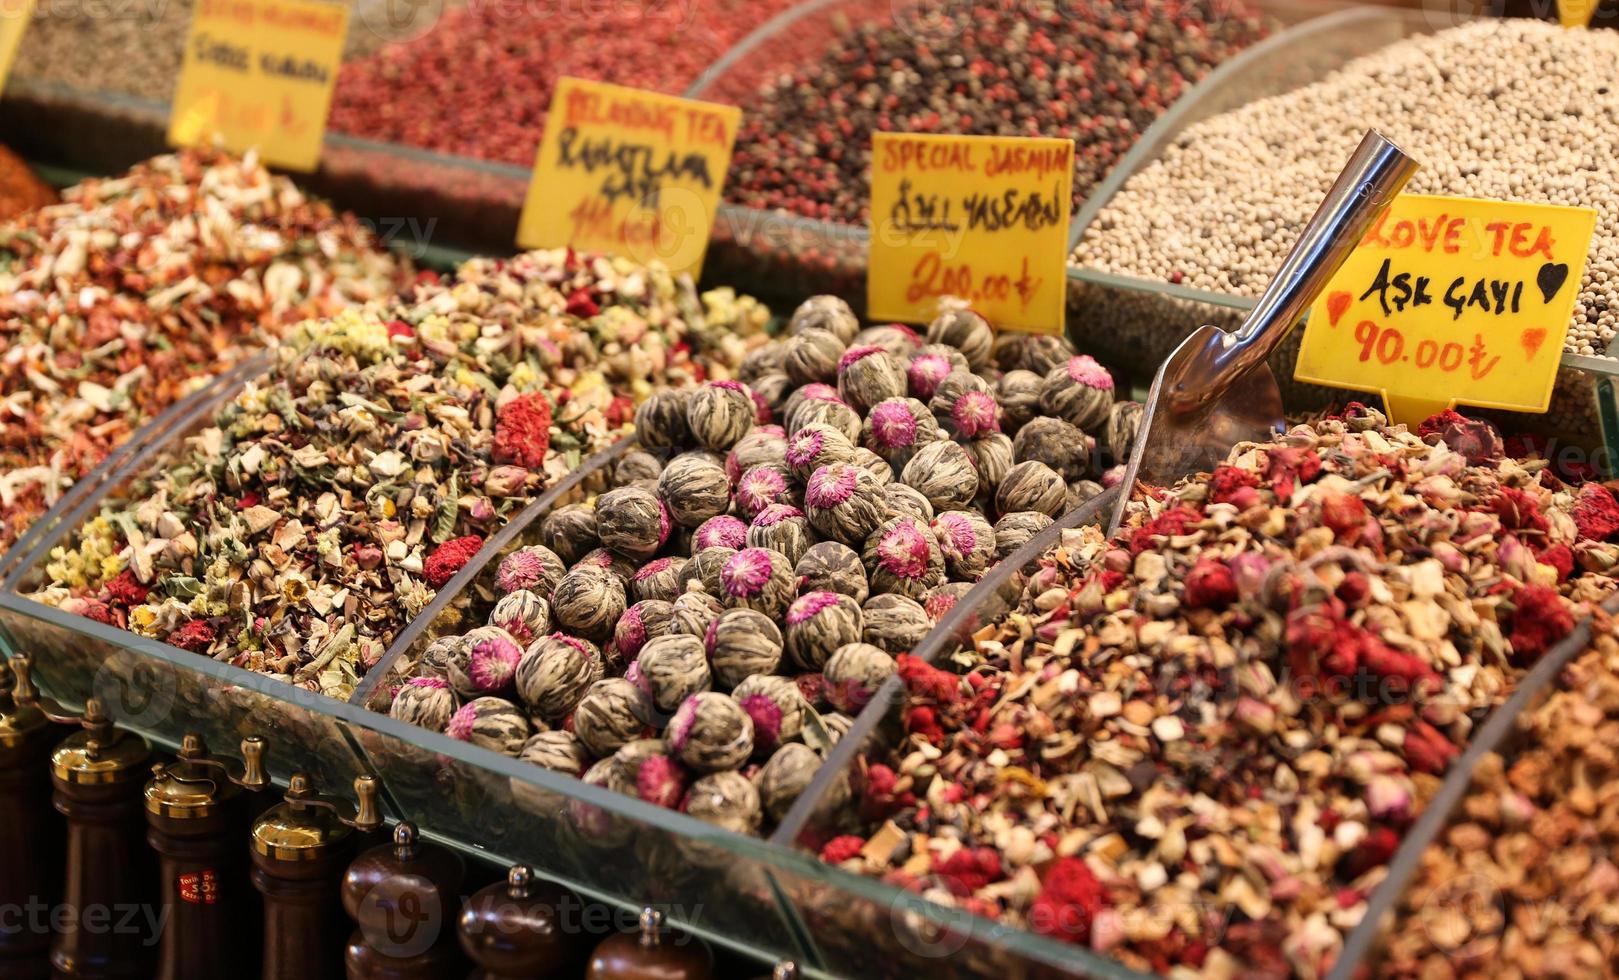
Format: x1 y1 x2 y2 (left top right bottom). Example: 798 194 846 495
723 0 1270 224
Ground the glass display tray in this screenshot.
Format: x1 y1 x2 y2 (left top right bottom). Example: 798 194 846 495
1062 4 1619 444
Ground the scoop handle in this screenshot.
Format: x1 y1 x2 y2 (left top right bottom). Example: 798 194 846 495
1171 130 1418 407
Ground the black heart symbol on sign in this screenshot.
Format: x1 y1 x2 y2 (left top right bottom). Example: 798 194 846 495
1537 262 1569 304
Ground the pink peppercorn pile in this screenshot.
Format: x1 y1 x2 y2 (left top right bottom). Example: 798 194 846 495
328 0 804 167
724 0 1271 224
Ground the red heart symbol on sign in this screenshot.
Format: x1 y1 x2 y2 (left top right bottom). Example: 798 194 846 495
1326 292 1352 327
1520 327 1548 360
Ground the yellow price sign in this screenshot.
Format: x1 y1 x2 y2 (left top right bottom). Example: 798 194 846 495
0 0 34 97
1561 0 1598 26
168 0 348 172
867 132 1071 335
517 77 739 279
1294 193 1597 426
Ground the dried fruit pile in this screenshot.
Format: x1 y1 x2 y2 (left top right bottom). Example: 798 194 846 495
0 150 409 553
32 250 768 701
381 294 1144 836
0 145 54 222
1383 614 1619 978
724 0 1269 224
814 407 1619 975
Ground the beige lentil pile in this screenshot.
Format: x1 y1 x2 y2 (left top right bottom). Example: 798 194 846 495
1072 19 1619 357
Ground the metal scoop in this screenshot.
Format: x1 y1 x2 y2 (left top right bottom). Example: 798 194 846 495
1105 130 1419 535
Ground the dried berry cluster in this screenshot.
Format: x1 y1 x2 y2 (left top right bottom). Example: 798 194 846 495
816 407 1619 976
725 0 1268 223
385 294 1140 836
33 249 767 700
1384 616 1619 978
0 149 410 552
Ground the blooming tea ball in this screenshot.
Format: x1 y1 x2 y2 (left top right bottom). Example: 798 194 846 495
595 486 670 561
610 740 689 809
631 557 685 603
883 483 934 523
837 345 908 414
390 677 457 731
461 626 524 694
633 389 691 449
657 451 731 528
519 730 590 777
668 692 754 773
749 373 792 419
805 462 887 546
488 589 551 646
784 328 845 387
923 581 976 621
926 308 993 372
705 608 783 689
994 332 1074 375
726 426 788 483
686 380 757 451
852 448 893 486
823 643 896 714
788 294 859 344
576 548 636 585
682 772 762 835
908 347 969 401
853 323 922 359
786 397 862 444
966 432 1014 495
786 423 857 482
902 441 978 512
931 510 996 581
1068 480 1106 509
692 515 746 552
945 388 1001 441
613 450 665 488
994 510 1055 561
551 565 626 642
861 594 931 654
516 634 603 719
780 382 842 428
996 461 1068 518
669 590 725 639
417 634 468 683
794 541 868 603
740 341 788 382
1041 355 1116 432
784 591 864 671
678 547 735 599
1102 400 1144 464
719 547 796 619
615 599 674 661
734 465 795 520
747 504 813 566
861 397 941 467
1013 417 1090 482
996 370 1046 433
863 516 946 599
927 369 993 422
539 504 599 566
494 545 566 599
757 743 847 823
446 696 530 756
634 634 712 715
573 678 654 758
731 674 805 757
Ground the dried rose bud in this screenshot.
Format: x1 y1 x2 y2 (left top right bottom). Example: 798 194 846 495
785 591 865 671
786 423 858 481
806 462 889 546
495 545 566 599
902 440 979 512
726 425 789 483
787 393 863 442
883 483 935 523
551 565 626 642
668 692 754 773
687 379 757 451
633 389 691 450
706 607 784 689
446 696 530 756
595 486 670 562
795 541 869 603
682 771 762 835
931 509 996 581
485 465 530 498
719 547 796 619
823 642 896 714
747 504 814 566
864 516 946 599
735 465 796 520
862 593 932 654
656 451 732 528
788 294 859 345
489 590 551 646
572 678 654 758
784 328 847 387
693 515 748 552
518 730 589 777
615 599 674 661
516 633 603 719
731 674 805 756
993 510 1055 561
1013 417 1090 483
635 634 712 715
631 557 685 604
539 503 599 566
995 461 1069 518
389 677 457 731
1041 355 1115 432
926 308 993 372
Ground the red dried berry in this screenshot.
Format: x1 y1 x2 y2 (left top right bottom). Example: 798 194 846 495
1490 486 1550 533
933 847 1003 895
1572 484 1619 542
1342 825 1401 878
897 654 961 703
1318 490 1368 540
1182 557 1237 609
1507 584 1573 662
1207 465 1260 506
1029 857 1109 945
1537 543 1574 582
423 535 484 589
1404 720 1459 776
819 836 865 864
102 570 151 607
1128 506 1199 556
564 289 600 318
906 705 944 744
167 619 215 653
492 392 553 470
1264 447 1321 499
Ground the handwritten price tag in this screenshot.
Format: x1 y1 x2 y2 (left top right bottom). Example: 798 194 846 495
168 0 348 172
517 77 739 278
1561 0 1598 27
867 133 1071 335
0 0 34 97
1295 193 1597 426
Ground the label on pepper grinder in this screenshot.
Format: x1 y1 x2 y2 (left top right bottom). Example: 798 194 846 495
0 0 33 97
1294 193 1596 427
517 77 740 279
168 0 349 172
867 132 1072 335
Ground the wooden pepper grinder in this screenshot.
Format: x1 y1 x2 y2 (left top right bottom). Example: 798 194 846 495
145 733 269 980
0 656 62 978
457 865 590 979
585 909 713 980
341 821 465 979
12 654 157 980
250 772 382 980
754 965 798 980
